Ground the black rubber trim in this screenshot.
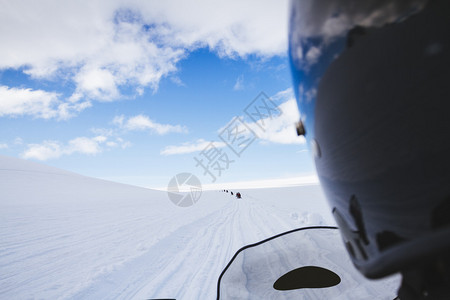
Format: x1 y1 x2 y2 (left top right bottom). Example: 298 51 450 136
216 226 338 300
355 226 450 279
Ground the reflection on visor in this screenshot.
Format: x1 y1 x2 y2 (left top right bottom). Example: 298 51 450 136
217 227 400 299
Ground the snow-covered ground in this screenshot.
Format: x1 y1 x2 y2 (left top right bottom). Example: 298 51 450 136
0 155 399 299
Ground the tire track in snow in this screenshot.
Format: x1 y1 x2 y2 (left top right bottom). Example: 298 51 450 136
70 196 237 300
69 195 284 299
151 202 238 299
153 196 305 299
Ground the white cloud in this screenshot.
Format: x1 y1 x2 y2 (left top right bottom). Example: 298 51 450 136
14 137 23 145
106 141 118 148
68 137 103 154
161 139 226 155
103 137 132 149
21 141 64 161
305 46 321 66
20 135 128 161
118 114 187 135
74 67 119 101
271 87 294 102
222 88 305 145
160 88 303 156
90 127 115 137
0 0 289 105
296 149 308 153
170 76 186 87
233 75 244 91
248 98 304 144
0 143 8 149
0 85 90 120
116 137 132 149
112 115 125 127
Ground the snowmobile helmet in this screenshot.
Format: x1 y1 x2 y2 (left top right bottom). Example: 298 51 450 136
289 0 450 281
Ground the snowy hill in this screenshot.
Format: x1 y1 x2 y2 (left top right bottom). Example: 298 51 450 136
0 155 399 299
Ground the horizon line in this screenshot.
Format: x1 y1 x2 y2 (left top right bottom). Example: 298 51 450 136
152 174 319 192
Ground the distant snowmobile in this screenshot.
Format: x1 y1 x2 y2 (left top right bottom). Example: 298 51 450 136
236 192 241 199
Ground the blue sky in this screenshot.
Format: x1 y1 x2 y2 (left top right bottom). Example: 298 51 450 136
0 0 316 188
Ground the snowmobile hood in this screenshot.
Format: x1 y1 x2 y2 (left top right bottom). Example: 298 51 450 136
217 227 400 299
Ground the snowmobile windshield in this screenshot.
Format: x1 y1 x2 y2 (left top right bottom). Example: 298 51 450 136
217 227 400 299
